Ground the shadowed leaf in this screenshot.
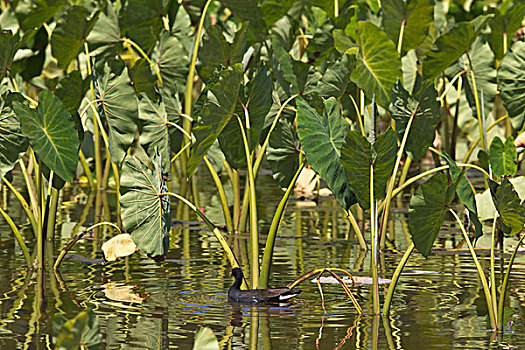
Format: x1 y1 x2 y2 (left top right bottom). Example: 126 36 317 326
498 41 525 131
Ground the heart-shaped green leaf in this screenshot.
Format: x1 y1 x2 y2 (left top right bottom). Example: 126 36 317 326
422 22 475 81
351 21 401 108
86 1 121 58
489 178 525 236
390 81 440 161
0 92 28 180
188 65 243 176
409 172 450 258
197 25 246 82
218 64 272 169
51 5 99 70
297 97 356 210
488 3 525 60
19 0 67 32
120 152 170 258
13 90 79 183
94 63 138 166
381 0 434 55
498 41 525 132
488 136 517 177
341 128 398 210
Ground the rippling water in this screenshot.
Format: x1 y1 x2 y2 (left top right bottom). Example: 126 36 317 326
0 172 524 349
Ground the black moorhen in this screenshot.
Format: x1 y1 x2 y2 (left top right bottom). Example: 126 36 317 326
228 267 302 303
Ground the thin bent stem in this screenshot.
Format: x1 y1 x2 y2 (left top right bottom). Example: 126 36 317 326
344 208 367 251
497 232 525 330
383 242 414 315
2 177 38 235
0 207 32 268
53 222 121 270
203 156 233 233
449 209 497 330
259 158 306 289
78 150 95 189
237 115 259 288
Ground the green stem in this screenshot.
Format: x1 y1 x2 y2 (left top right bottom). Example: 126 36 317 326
237 115 259 288
36 157 43 270
85 42 103 188
259 158 306 289
0 207 32 268
396 20 405 54
46 187 59 242
449 209 497 330
344 207 368 251
467 54 486 153
203 156 233 233
18 158 39 225
78 150 95 189
397 157 411 187
238 93 301 232
53 222 121 270
121 38 163 86
490 216 498 318
497 231 525 330
182 0 213 170
370 162 380 314
383 242 414 315
2 178 38 235
231 167 240 232
379 113 415 247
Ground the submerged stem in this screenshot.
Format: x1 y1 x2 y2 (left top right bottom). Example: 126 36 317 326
383 243 414 315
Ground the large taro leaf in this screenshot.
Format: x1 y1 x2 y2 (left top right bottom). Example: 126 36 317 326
86 1 121 58
120 153 170 258
340 128 397 210
296 97 356 210
488 3 525 61
161 89 184 154
170 5 193 54
222 0 266 42
121 0 166 51
351 21 401 108
440 151 483 240
390 81 440 161
138 93 180 175
408 172 451 258
489 179 525 236
267 117 299 188
51 5 99 70
458 37 497 118
55 71 89 117
95 63 138 166
218 64 272 169
381 0 434 55
197 25 246 82
13 90 79 183
18 0 68 32
498 41 525 131
53 309 102 350
153 30 188 95
187 65 243 176
488 136 517 178
422 22 475 81
0 30 19 80
261 0 294 27
0 93 28 180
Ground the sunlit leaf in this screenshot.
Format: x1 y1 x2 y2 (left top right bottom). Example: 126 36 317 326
13 90 79 183
351 21 401 108
101 233 137 261
153 30 188 95
297 97 356 210
94 63 138 166
193 327 219 350
86 1 121 58
120 152 170 258
488 136 517 177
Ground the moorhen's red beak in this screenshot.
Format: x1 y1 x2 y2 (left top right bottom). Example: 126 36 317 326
230 271 233 277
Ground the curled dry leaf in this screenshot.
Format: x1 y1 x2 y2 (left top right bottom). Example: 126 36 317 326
294 167 318 194
102 233 138 261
